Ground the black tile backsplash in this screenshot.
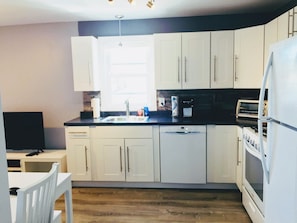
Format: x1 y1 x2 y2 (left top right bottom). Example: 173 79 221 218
157 89 266 120
83 89 267 122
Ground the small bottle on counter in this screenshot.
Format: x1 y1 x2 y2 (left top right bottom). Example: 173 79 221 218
143 107 149 116
137 109 144 116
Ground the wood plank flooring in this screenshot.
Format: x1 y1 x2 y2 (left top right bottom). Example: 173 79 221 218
55 187 251 223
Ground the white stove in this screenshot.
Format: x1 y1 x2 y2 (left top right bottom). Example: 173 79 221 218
242 127 267 223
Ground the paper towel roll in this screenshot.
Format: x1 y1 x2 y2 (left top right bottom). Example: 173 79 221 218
91 97 100 119
171 96 178 117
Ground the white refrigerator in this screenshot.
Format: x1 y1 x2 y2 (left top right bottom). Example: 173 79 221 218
258 36 297 223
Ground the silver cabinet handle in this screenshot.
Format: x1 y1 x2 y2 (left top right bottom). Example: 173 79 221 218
120 146 123 172
213 55 217 82
68 132 88 138
237 137 241 165
68 132 87 134
84 146 88 172
127 147 130 172
234 55 238 81
178 57 181 83
184 56 187 83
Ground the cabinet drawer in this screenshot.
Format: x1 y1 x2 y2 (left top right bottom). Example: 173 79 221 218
65 126 89 138
91 126 153 138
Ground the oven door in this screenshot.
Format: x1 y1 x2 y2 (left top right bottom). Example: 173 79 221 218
243 139 264 215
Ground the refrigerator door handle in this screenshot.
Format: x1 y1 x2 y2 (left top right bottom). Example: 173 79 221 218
258 51 273 184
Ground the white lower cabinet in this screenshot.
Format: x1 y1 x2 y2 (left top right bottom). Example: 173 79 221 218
90 126 155 182
207 125 237 183
125 139 154 182
66 124 240 186
65 127 92 181
91 139 125 181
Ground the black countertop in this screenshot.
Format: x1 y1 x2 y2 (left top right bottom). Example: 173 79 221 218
64 112 243 126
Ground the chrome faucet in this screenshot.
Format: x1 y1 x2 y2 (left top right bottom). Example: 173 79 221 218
125 99 130 117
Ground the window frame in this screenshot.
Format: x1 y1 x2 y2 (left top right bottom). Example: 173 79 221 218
98 35 156 112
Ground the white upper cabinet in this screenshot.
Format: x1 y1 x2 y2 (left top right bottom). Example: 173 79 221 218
182 32 211 89
154 32 210 89
210 30 234 88
278 11 290 40
264 12 290 67
288 6 297 38
234 25 264 88
154 33 181 89
264 18 278 67
71 36 100 91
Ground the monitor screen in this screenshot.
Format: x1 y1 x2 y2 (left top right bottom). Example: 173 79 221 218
3 112 45 150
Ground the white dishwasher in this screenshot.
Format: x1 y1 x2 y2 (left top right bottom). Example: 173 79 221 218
160 125 206 184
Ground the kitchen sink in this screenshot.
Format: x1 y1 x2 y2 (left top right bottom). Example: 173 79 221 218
101 115 149 123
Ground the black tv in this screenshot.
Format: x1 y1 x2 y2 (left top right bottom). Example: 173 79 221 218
3 112 45 152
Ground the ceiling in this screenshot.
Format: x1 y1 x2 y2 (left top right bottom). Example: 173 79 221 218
0 0 294 27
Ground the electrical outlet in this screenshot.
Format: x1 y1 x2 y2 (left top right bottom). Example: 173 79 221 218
158 97 165 107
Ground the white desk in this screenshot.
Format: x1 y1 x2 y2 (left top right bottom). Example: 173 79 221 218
7 150 67 172
9 172 73 223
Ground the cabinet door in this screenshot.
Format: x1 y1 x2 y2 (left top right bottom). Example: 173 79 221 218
66 138 91 181
234 25 264 88
71 36 100 91
236 127 243 192
211 30 234 88
154 33 182 89
125 139 154 182
91 139 125 181
264 18 278 67
277 12 289 41
207 125 237 183
182 32 210 89
288 7 297 37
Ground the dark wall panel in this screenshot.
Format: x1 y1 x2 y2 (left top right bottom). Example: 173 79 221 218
78 0 297 37
78 13 271 36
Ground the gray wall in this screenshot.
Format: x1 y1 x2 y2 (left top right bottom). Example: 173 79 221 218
0 22 83 149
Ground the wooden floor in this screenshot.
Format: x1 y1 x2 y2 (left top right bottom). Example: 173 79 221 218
55 187 252 223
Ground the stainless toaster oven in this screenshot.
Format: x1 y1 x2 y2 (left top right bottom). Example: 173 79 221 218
236 99 268 119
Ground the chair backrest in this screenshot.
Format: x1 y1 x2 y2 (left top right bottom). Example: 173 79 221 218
15 163 60 223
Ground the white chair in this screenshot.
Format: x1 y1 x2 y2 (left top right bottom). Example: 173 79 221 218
15 163 62 223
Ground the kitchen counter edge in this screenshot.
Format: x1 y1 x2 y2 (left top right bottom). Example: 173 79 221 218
64 116 241 126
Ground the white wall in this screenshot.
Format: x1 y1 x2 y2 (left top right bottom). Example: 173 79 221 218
0 22 82 148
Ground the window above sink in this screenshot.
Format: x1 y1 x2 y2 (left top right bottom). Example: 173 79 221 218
98 35 156 112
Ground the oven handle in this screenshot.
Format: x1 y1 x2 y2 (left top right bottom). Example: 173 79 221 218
258 51 273 184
